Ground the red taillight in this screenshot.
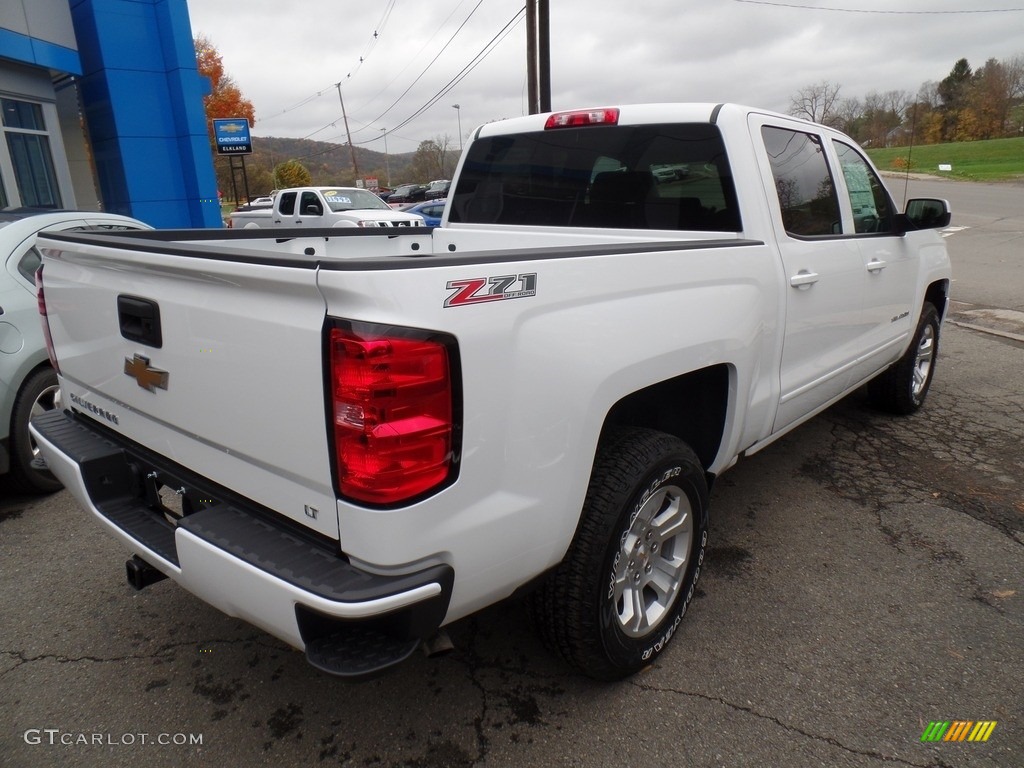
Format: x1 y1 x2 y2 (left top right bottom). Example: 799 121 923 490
329 324 457 505
35 265 60 375
544 108 619 129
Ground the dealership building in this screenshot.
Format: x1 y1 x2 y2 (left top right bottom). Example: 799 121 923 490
0 0 221 227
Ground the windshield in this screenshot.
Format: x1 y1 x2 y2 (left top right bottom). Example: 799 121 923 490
321 189 390 212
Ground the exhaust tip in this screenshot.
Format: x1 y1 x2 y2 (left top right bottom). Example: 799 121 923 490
422 629 455 658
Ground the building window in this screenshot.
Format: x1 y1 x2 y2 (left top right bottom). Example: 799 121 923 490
2 97 63 208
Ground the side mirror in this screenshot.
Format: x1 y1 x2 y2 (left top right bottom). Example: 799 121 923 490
896 198 951 233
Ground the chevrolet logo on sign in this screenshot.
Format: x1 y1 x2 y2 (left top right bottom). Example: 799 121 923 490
212 117 253 155
124 354 169 392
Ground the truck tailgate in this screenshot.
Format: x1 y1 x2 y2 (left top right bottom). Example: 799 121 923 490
38 236 339 539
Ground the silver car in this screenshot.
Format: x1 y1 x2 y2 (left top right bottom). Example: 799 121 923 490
0 209 151 493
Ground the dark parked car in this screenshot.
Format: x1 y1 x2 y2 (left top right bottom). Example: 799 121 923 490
386 184 427 205
424 180 451 200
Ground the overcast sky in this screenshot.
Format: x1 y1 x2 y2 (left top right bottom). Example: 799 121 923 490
186 0 1024 157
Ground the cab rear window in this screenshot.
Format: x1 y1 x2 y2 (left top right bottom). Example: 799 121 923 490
448 123 740 231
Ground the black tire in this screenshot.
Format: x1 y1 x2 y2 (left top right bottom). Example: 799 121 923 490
868 302 940 415
9 366 63 494
530 427 709 680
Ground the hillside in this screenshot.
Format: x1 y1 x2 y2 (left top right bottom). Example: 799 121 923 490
217 135 418 197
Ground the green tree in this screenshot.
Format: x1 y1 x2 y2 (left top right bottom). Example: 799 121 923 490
274 160 312 188
788 51 1024 147
938 58 973 140
246 166 275 196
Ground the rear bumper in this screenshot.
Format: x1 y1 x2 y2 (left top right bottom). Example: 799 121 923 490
30 409 454 679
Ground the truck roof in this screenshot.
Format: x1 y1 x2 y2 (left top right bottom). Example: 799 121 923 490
472 103 804 140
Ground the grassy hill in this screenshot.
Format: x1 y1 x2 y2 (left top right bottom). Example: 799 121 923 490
867 136 1024 182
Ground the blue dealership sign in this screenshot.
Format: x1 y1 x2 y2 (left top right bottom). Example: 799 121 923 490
213 118 253 154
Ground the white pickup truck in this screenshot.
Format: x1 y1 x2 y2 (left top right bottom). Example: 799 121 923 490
227 186 425 229
32 103 951 681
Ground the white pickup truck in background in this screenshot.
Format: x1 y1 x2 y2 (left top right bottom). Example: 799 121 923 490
32 103 951 681
228 186 425 229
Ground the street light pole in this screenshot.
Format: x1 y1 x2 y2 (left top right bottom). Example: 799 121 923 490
380 128 391 187
451 104 462 151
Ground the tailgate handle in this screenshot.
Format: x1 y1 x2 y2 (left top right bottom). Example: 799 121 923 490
118 295 163 348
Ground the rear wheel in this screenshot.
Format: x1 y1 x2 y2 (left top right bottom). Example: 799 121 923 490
869 302 940 415
531 428 709 679
9 366 63 494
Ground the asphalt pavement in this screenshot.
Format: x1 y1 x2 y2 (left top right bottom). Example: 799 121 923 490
1 178 1022 768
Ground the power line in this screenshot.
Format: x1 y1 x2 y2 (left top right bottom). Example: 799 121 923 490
372 7 526 139
351 0 488 134
351 0 476 116
291 6 525 161
734 0 1024 13
257 0 399 124
285 0 486 146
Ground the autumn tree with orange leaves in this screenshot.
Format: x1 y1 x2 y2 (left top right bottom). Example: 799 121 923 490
194 35 255 130
195 35 258 201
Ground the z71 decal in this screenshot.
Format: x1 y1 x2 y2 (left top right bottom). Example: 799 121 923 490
444 273 537 308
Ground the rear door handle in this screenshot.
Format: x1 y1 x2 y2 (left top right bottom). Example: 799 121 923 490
789 270 819 288
866 259 887 273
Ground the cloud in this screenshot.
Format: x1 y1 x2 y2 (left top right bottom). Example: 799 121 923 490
186 0 1024 156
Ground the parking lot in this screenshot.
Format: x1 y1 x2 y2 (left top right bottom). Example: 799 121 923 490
2 178 1022 767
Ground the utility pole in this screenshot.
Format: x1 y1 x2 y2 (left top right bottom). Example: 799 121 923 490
538 0 551 112
525 0 551 114
526 1 538 114
380 128 391 187
335 82 360 180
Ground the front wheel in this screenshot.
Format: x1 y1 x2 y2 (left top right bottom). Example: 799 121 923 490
869 302 940 415
530 428 709 680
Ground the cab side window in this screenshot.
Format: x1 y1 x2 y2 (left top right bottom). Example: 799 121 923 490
278 192 297 216
300 191 323 216
833 141 894 234
761 126 840 237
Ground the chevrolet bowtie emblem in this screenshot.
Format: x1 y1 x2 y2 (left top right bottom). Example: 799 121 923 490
124 354 169 392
